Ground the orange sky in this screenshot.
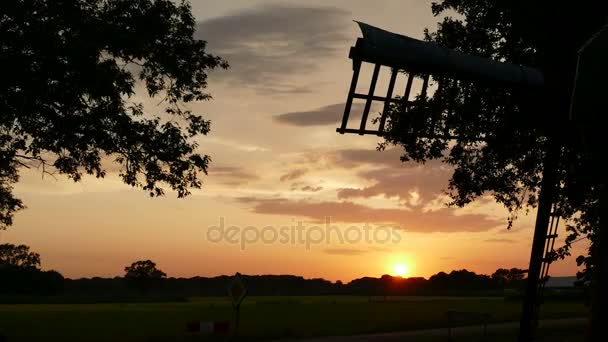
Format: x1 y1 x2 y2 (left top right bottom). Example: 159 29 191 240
1 0 587 282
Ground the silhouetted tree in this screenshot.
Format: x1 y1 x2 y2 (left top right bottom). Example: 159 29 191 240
0 243 41 269
429 269 494 291
0 244 63 295
124 259 166 293
508 268 526 282
382 3 605 337
492 267 526 288
383 0 602 280
491 268 511 287
0 0 228 228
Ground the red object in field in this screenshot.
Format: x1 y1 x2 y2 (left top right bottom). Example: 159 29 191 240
213 321 231 334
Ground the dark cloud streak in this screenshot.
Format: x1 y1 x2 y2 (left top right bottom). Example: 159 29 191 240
274 103 369 127
301 185 323 192
280 168 308 182
237 197 501 233
210 166 259 185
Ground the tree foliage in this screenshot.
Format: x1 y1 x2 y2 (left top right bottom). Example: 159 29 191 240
0 0 228 228
0 243 64 295
0 243 41 269
124 259 166 293
382 0 605 280
124 259 166 280
491 267 526 287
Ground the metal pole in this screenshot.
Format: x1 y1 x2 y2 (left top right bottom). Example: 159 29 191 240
233 305 240 340
588 179 604 342
518 138 560 342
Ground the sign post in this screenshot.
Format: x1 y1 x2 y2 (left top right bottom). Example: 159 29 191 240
228 272 248 339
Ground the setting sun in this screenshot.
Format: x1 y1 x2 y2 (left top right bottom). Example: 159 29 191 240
394 263 409 277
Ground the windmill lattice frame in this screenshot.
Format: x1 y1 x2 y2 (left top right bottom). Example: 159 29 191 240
337 22 563 342
338 22 543 139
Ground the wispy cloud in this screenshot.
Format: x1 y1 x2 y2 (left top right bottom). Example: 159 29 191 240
300 185 323 192
322 148 452 206
209 166 259 186
205 136 269 152
280 168 308 182
237 197 502 233
337 166 451 206
324 248 368 256
484 238 518 244
196 4 351 94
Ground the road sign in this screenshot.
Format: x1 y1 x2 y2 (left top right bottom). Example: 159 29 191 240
228 272 247 338
228 272 247 308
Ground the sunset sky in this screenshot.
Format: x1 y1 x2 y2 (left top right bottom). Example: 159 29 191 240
2 0 587 282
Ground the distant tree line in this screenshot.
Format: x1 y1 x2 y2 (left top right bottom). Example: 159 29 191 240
57 269 529 298
2 243 534 298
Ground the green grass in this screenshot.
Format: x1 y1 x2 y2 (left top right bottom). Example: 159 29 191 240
0 296 588 341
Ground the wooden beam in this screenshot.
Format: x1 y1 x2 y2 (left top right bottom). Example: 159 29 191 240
353 22 544 88
379 68 399 133
340 60 362 131
359 64 381 133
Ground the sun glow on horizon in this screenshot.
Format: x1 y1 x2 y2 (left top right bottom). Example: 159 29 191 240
393 263 410 277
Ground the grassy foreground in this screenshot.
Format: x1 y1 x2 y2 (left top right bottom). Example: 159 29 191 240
0 296 588 341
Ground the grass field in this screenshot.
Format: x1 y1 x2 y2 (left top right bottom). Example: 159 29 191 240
0 296 588 341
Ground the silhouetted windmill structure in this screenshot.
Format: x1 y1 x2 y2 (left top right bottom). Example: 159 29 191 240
336 22 604 342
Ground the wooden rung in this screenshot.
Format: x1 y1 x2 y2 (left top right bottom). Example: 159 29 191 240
352 93 405 103
359 64 382 132
378 68 399 133
337 127 384 136
403 72 414 102
545 234 558 239
337 127 484 141
420 74 430 98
